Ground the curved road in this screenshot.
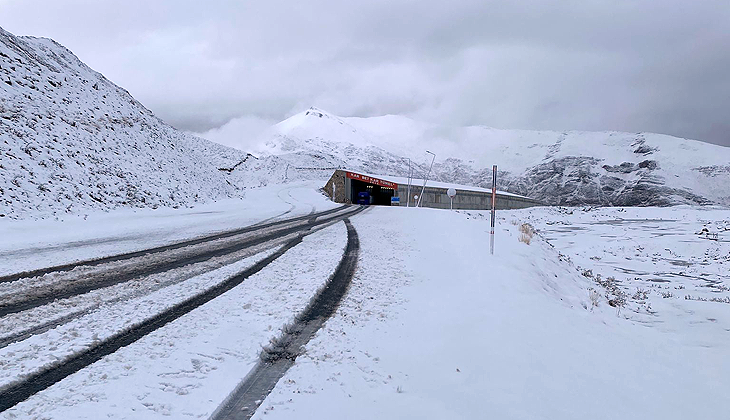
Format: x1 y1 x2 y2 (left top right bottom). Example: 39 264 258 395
0 205 365 413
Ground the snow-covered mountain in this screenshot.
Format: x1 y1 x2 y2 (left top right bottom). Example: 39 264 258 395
240 107 730 206
0 27 250 219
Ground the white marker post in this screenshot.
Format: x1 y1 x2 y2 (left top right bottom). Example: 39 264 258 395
447 187 456 210
490 165 497 255
332 182 336 202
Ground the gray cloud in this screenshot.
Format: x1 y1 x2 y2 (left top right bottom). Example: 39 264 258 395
1 0 729 146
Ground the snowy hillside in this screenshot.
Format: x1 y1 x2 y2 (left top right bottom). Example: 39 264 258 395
240 107 730 206
0 27 249 220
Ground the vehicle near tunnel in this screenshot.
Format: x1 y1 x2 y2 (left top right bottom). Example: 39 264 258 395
323 169 543 210
356 191 371 205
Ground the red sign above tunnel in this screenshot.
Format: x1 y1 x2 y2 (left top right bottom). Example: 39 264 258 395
346 172 398 189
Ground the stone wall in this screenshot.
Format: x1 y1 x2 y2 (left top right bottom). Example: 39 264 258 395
323 170 349 203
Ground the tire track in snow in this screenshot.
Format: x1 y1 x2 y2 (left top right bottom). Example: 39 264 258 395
0 234 290 350
0 204 348 285
249 186 303 227
0 206 353 317
0 207 365 413
211 218 360 420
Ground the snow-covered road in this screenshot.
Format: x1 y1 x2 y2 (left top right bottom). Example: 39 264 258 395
1 213 360 418
0 183 360 417
0 181 336 276
0 203 352 325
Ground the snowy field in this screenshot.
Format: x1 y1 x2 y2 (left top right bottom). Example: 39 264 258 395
0 180 335 276
520 205 730 340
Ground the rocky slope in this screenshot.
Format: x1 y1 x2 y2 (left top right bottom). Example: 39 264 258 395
0 26 249 219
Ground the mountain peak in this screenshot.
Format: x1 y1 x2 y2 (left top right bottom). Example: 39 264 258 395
303 107 343 122
274 106 353 135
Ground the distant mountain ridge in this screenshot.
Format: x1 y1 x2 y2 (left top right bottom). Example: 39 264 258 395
244 107 730 206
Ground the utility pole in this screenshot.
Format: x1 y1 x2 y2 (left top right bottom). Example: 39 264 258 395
416 150 436 208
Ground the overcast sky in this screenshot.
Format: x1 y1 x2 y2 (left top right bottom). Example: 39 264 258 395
1 0 729 146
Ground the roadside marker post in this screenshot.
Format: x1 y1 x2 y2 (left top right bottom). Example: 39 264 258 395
406 158 412 207
490 165 497 255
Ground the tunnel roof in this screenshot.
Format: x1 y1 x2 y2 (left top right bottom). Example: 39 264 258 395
341 170 532 199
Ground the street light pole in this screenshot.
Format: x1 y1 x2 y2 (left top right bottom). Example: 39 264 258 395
416 150 436 208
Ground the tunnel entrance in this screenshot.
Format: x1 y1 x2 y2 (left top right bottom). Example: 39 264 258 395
350 179 395 205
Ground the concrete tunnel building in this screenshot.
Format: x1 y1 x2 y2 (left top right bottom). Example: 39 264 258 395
323 169 543 210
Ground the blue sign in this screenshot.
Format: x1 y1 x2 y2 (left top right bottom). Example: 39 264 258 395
391 196 400 206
